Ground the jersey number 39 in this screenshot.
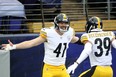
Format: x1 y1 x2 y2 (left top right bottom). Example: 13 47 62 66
94 37 111 57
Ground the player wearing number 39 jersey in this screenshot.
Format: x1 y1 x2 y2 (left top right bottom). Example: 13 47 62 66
67 16 116 77
81 31 115 67
2 13 81 77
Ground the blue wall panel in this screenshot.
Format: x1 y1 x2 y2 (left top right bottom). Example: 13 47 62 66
0 33 116 77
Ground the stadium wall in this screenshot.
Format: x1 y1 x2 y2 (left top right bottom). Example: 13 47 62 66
1 33 116 77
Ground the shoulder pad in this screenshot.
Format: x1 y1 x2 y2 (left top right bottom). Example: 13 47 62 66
81 33 89 43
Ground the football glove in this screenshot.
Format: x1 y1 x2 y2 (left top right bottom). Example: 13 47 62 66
67 62 78 74
4 44 16 51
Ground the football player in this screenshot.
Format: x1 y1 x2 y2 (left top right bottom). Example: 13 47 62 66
2 13 81 77
67 16 116 77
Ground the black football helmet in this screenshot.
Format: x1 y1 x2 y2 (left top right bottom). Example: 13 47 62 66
54 13 70 32
85 16 103 33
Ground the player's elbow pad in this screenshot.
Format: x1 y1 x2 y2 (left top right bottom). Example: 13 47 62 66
112 39 116 48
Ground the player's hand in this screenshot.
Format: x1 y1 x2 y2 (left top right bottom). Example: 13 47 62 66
1 40 16 51
67 62 78 74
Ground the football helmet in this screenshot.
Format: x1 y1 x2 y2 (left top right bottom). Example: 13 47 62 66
54 13 70 33
85 16 103 33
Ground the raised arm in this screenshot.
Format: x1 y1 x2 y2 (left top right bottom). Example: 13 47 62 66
2 36 46 51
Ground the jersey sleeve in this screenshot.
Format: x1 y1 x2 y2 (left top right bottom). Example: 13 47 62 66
81 33 89 43
40 28 47 39
111 31 115 39
72 28 76 36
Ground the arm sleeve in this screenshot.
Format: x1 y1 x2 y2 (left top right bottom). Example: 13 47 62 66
40 28 47 39
111 31 116 49
76 42 92 64
112 39 116 49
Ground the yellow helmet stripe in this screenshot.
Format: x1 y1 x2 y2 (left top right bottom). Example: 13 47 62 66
62 13 67 19
96 17 100 29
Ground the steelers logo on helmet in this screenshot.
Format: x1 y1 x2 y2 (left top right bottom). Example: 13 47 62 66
85 16 103 33
54 13 70 33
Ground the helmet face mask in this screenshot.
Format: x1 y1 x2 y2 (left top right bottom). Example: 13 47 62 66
58 24 69 33
85 16 103 33
54 13 70 33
